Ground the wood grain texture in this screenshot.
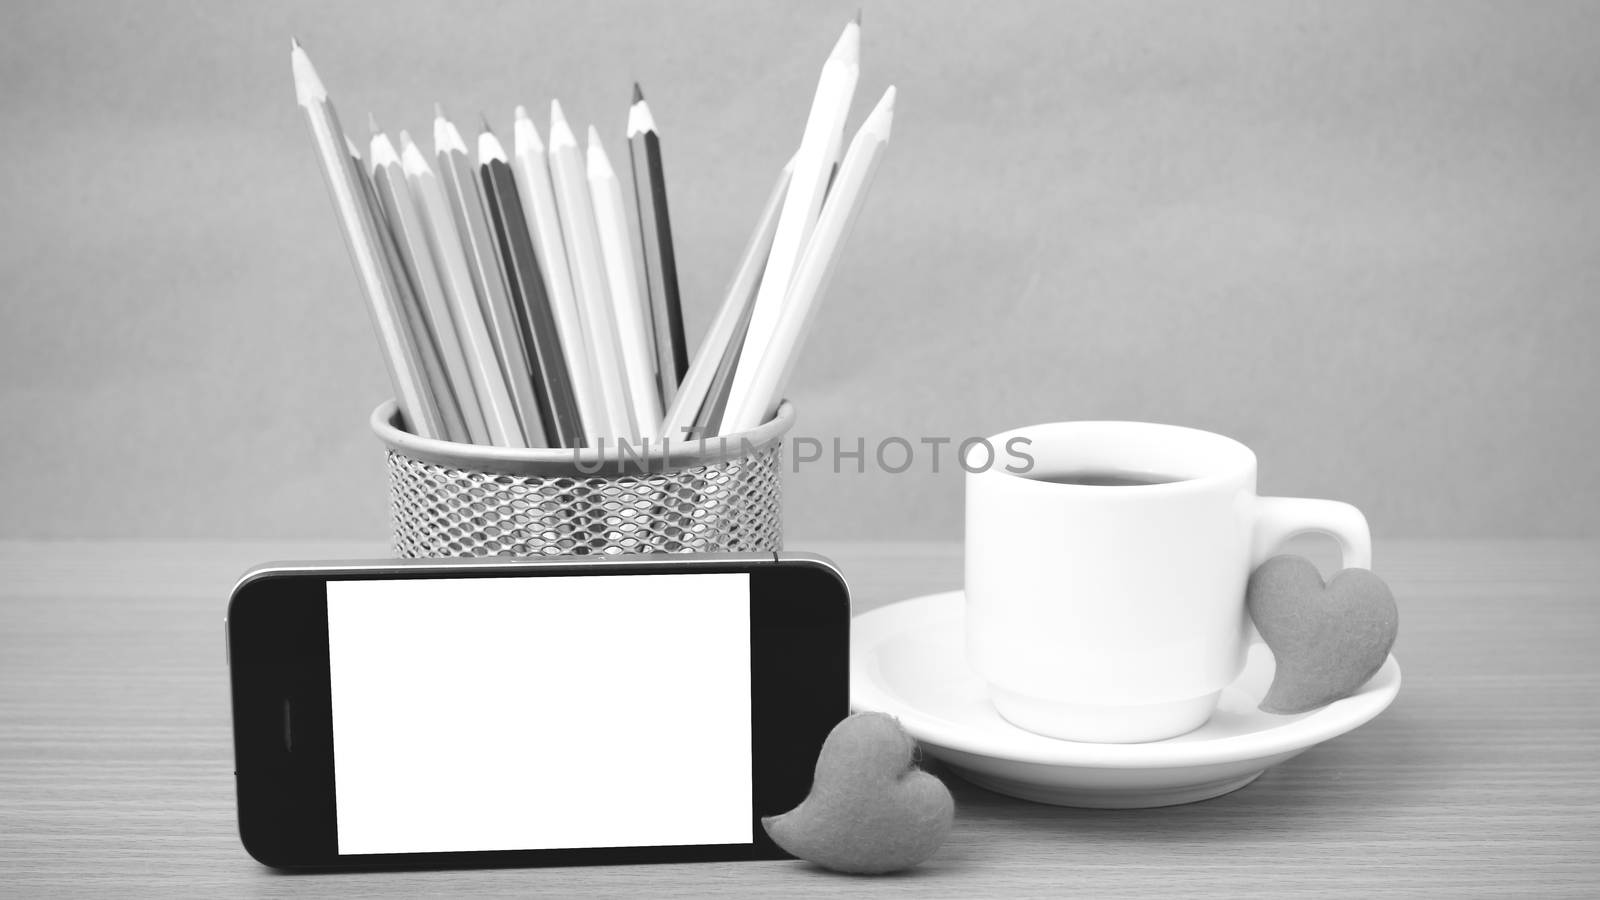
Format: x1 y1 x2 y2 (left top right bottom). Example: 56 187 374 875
1 540 1597 897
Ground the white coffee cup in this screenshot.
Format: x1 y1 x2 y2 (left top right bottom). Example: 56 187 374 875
964 421 1371 743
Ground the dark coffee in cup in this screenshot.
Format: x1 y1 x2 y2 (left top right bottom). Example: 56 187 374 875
1027 471 1183 487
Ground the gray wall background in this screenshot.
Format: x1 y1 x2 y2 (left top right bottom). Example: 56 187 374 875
3 1 1597 541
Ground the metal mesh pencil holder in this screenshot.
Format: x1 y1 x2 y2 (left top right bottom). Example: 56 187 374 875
370 400 793 558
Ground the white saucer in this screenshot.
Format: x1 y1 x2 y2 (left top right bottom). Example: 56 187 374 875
850 590 1402 809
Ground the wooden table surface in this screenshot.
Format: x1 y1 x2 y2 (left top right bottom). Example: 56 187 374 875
2 539 1597 898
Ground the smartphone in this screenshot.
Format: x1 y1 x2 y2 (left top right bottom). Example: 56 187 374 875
226 552 849 870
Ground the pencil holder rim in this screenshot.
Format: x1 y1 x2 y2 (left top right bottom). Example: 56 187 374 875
370 399 795 477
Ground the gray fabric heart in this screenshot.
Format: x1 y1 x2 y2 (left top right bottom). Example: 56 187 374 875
1247 555 1399 715
762 712 953 874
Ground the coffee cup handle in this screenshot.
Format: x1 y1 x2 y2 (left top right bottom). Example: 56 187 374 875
1250 496 1372 571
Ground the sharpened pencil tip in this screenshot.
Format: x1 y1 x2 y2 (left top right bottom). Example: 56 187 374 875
514 104 529 121
626 92 657 137
290 35 302 51
289 38 325 105
434 115 467 155
434 102 446 120
832 15 861 63
546 100 581 149
400 136 429 174
585 126 613 175
514 109 544 153
632 82 644 104
367 112 380 136
480 113 494 134
478 128 507 163
855 9 862 26
370 130 399 168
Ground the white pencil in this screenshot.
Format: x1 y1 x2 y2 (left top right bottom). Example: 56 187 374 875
587 127 664 440
720 87 895 433
661 157 794 441
822 13 861 171
370 129 489 445
511 106 606 446
290 41 443 439
548 101 634 442
399 132 524 447
724 19 860 429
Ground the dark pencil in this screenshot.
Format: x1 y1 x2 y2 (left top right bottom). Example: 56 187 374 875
433 107 547 447
477 124 586 449
627 85 689 409
693 276 760 438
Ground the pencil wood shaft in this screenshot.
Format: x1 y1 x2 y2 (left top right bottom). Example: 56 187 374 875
699 157 821 437
481 154 586 448
400 138 525 447
548 105 634 442
721 87 895 433
661 162 793 441
291 46 443 439
627 99 687 409
371 143 489 445
701 156 842 437
354 151 470 442
588 130 664 440
693 280 759 438
436 124 547 447
726 21 859 428
511 110 605 446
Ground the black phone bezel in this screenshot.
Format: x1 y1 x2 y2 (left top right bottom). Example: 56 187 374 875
227 555 849 870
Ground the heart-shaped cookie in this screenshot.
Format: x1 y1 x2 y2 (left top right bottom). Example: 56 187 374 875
762 712 953 875
1247 555 1399 715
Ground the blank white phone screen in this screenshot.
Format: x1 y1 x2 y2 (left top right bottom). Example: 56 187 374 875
326 573 753 855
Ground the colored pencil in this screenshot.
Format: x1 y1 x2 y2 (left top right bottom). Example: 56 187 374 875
626 85 688 409
720 86 895 433
345 131 467 438
725 20 859 428
693 278 759 440
351 132 472 443
369 127 489 445
352 139 461 439
587 126 664 440
510 106 606 446
479 124 586 448
661 158 794 440
548 101 634 442
398 132 524 447
433 107 547 447
290 41 444 439
293 17 886 451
